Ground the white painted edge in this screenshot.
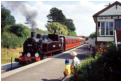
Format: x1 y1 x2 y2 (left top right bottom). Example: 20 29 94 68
1 62 19 71
1 44 85 79
1 62 18 66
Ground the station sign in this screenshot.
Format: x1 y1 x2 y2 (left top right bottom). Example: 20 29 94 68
97 15 121 20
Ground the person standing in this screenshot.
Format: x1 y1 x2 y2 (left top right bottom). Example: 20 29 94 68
70 51 80 70
90 47 96 58
60 36 64 49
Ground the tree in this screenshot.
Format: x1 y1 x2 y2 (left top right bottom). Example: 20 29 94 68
1 24 31 48
47 7 66 23
36 28 48 34
64 19 76 31
47 7 77 36
9 24 31 38
68 31 77 36
89 32 96 38
46 22 68 35
1 5 15 29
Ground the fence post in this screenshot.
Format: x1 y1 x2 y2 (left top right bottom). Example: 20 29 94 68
11 57 12 70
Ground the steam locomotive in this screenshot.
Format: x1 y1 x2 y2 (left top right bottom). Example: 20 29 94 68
15 32 82 64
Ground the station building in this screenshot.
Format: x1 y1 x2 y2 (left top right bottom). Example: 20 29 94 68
93 1 121 51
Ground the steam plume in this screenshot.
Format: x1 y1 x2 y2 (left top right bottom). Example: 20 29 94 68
2 1 38 32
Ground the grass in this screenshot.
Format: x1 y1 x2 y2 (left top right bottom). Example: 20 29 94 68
1 47 23 64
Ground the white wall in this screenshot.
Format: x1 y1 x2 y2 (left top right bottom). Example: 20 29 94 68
97 37 114 42
88 38 95 47
99 5 121 16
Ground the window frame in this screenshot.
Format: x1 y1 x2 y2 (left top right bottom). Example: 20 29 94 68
115 19 121 29
98 21 114 36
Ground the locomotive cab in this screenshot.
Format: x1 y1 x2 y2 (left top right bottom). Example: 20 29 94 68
48 34 59 41
42 34 64 57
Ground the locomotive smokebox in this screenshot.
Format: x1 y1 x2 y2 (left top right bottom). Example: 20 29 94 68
31 32 36 38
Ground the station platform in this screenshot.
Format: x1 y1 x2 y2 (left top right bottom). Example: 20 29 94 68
1 44 89 81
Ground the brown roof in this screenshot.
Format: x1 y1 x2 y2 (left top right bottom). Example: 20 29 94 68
93 1 121 22
116 29 121 42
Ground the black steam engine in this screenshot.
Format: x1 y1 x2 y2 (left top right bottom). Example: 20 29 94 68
15 32 64 64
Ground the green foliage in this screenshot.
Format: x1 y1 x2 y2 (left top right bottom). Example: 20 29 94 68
68 31 77 36
107 42 114 48
47 7 76 36
71 46 121 81
86 37 88 41
1 32 25 48
36 28 48 34
47 7 66 23
46 22 68 35
9 24 31 38
1 24 31 48
64 19 76 31
89 32 96 37
1 5 15 29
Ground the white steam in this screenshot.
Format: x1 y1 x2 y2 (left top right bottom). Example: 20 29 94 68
2 1 38 32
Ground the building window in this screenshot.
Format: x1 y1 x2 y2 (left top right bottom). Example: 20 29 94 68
109 22 114 35
116 20 121 29
99 21 114 36
101 22 105 35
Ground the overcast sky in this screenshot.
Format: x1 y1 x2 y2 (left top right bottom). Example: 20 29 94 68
2 0 120 36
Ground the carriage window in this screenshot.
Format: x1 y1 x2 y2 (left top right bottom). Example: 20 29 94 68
69 40 70 44
71 40 72 44
72 40 73 44
68 40 70 44
68 40 69 44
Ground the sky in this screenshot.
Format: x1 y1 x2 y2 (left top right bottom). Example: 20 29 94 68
1 0 121 36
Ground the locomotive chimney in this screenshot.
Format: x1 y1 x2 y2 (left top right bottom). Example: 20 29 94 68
31 31 36 38
30 21 36 38
30 25 36 38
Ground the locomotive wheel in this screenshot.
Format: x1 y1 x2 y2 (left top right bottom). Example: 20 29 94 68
47 53 53 58
19 62 23 65
19 61 26 65
40 55 44 60
26 61 31 64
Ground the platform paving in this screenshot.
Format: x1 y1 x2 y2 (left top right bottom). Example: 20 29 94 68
1 44 89 81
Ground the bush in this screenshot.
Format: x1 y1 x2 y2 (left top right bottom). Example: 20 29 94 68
71 46 121 81
36 28 48 34
1 32 26 48
68 31 77 36
1 24 31 48
9 24 31 38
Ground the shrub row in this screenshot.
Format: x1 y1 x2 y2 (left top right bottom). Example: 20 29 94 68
71 46 121 81
1 32 26 48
